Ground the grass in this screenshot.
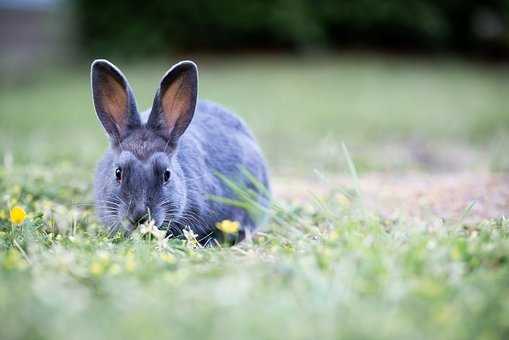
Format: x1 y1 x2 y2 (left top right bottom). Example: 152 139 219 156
1 167 509 340
1 55 509 339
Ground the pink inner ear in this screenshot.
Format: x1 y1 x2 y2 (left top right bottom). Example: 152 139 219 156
161 74 190 130
101 73 128 130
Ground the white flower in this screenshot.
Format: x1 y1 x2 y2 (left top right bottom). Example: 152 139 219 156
139 220 166 241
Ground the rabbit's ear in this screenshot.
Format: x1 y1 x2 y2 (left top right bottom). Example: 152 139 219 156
91 59 140 142
147 61 198 145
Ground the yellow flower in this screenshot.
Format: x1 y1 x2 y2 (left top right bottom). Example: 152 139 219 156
216 219 240 234
90 252 110 276
89 261 104 276
160 253 175 264
125 253 137 272
10 206 26 225
329 230 340 241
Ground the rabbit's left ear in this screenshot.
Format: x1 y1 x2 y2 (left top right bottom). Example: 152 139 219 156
147 61 198 145
91 59 140 143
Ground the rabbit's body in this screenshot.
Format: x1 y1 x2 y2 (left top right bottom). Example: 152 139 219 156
92 60 270 243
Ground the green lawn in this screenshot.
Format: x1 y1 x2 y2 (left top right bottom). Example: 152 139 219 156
0 55 509 340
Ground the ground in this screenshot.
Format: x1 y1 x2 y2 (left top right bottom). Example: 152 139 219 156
274 172 509 223
0 55 508 340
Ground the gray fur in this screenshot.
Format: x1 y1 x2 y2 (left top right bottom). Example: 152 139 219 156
91 59 270 243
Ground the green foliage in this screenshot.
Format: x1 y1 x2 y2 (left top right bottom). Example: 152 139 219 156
73 0 509 56
1 162 509 339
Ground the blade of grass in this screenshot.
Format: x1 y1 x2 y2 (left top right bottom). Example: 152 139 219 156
341 142 365 216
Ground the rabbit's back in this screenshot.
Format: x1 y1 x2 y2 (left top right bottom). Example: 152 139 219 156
172 100 270 236
190 100 258 146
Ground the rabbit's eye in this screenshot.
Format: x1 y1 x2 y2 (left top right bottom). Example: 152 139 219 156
163 169 171 183
115 167 122 182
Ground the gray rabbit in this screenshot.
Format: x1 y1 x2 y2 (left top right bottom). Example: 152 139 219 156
91 59 270 244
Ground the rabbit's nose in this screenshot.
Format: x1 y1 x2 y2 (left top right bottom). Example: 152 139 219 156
130 208 148 225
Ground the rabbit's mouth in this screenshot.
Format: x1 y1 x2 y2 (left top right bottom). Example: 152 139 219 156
117 219 137 234
103 203 177 236
123 214 168 232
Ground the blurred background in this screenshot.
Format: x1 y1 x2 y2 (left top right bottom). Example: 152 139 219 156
1 0 509 175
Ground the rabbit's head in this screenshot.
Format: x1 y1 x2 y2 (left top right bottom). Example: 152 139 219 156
91 59 198 233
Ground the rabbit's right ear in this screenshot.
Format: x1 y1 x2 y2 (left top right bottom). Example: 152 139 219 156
91 59 140 143
147 61 198 146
